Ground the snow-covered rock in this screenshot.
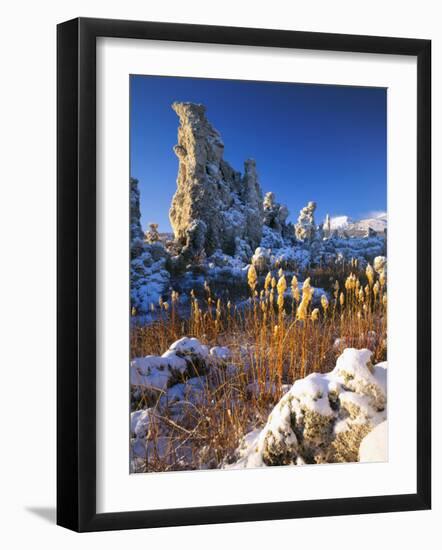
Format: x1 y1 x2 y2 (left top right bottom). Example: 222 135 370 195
251 247 272 273
170 336 209 358
131 337 212 392
226 348 387 468
359 420 388 462
295 201 317 242
145 222 160 243
130 177 170 313
131 336 237 394
263 191 291 236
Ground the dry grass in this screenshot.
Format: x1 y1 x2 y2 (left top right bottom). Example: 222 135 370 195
130 263 387 472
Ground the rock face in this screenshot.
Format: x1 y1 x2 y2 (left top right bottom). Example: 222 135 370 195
169 102 263 262
130 178 170 313
295 201 317 242
226 348 387 468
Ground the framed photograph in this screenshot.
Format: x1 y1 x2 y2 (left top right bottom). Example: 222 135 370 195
57 17 431 532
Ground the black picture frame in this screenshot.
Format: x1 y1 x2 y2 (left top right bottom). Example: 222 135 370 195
57 17 431 532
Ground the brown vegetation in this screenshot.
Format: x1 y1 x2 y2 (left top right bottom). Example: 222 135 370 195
130 263 387 472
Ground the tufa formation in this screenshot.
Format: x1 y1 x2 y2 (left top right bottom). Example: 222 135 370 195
169 102 264 263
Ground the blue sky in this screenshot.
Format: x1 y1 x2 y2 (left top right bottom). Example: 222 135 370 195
130 75 386 233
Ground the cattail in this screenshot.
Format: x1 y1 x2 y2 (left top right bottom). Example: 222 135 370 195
277 275 287 311
271 276 277 289
358 288 364 302
193 298 200 320
373 281 380 297
204 280 211 295
311 308 319 321
163 302 169 311
278 268 284 278
296 294 306 320
264 272 272 291
296 278 313 321
302 277 314 301
291 275 298 295
379 270 386 287
321 294 329 312
339 292 345 306
366 263 374 286
277 274 287 296
296 300 308 321
334 280 340 300
247 265 258 293
274 324 279 337
345 273 357 291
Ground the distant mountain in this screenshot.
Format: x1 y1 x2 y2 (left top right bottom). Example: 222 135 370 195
352 213 387 234
328 213 387 236
330 215 354 230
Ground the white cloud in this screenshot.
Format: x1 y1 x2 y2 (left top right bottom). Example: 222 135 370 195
363 210 387 220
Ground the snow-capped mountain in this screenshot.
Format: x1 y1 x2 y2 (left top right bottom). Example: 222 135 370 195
330 215 354 230
353 213 387 234
328 212 387 236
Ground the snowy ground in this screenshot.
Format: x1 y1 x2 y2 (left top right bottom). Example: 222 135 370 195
130 338 387 473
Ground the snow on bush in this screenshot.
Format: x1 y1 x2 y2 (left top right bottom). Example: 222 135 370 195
225 348 387 469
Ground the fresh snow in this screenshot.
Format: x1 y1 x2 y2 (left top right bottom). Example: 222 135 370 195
359 420 388 462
